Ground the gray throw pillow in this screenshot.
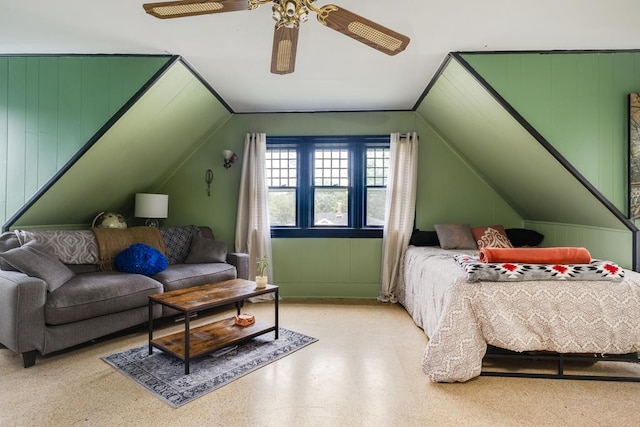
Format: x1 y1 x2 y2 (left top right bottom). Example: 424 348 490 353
434 223 478 250
0 232 20 271
0 240 75 292
185 234 228 264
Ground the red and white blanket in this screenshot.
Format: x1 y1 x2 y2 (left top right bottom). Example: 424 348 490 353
454 254 624 282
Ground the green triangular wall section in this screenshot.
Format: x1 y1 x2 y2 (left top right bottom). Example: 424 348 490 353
0 55 171 227
462 51 640 215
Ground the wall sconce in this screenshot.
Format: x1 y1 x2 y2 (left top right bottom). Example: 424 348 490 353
223 150 238 169
135 193 168 227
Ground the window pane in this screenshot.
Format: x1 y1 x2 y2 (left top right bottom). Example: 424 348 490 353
314 188 348 226
314 148 348 187
366 148 389 186
268 188 296 226
266 148 297 187
366 188 386 226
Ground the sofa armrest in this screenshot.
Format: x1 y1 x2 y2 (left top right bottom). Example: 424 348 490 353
0 271 47 355
226 253 249 280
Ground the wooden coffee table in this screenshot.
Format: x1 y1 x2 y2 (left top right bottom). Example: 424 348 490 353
148 278 279 374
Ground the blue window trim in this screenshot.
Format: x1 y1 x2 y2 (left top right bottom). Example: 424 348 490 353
267 135 389 238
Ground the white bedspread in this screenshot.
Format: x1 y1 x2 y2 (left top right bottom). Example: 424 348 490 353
399 246 640 382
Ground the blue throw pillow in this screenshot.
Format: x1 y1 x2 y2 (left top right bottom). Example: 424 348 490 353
114 243 168 276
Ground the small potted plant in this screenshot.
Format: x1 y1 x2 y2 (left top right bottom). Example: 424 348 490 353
255 256 269 288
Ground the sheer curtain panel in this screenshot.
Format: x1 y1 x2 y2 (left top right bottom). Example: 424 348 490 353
379 132 419 302
235 133 273 281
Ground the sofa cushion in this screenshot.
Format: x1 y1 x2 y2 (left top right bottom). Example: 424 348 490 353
45 271 163 325
114 243 168 276
185 235 228 264
159 226 201 264
153 263 237 292
0 240 75 292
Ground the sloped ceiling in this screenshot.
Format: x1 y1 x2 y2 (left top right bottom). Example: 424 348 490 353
415 54 633 232
11 59 232 228
3 1 640 113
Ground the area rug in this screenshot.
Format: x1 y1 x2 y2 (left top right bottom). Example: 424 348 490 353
102 328 317 408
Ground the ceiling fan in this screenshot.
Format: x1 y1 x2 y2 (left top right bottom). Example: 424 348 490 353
142 0 410 75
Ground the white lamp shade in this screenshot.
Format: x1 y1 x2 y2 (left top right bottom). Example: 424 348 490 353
135 193 168 218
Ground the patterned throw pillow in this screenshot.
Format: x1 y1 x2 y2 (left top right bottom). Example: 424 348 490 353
471 225 513 249
159 226 201 264
15 230 99 264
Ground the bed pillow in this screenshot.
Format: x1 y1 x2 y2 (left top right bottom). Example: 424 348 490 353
471 225 513 249
409 229 440 246
185 234 228 264
0 240 75 292
505 228 544 247
434 224 477 250
114 243 168 276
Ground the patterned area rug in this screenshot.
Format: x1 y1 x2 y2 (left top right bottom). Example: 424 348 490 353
102 328 317 408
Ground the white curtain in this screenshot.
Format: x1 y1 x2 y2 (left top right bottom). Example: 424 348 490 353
379 132 419 303
235 133 273 281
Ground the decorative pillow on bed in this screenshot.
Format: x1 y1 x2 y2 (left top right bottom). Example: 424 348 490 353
453 254 625 282
409 229 440 246
471 225 513 249
434 224 477 249
505 228 544 247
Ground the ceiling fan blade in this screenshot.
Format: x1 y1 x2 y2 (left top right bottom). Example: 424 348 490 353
317 5 410 56
270 26 299 75
143 0 249 19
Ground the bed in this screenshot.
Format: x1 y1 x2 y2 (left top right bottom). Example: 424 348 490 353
398 245 640 382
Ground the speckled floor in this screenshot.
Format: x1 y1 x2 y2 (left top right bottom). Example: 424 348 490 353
1 299 639 427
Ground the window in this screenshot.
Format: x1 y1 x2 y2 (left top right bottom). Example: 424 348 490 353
266 136 390 237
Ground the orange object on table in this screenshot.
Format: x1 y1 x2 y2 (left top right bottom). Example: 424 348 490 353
234 314 255 327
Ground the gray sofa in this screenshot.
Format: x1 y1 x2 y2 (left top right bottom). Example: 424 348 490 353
0 226 248 368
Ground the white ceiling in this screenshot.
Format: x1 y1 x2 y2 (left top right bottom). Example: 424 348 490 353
2 0 640 113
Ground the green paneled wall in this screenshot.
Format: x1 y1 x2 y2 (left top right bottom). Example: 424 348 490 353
463 52 640 214
160 111 522 298
0 55 170 227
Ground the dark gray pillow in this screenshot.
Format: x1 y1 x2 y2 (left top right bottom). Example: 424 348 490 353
0 232 20 271
185 234 228 264
0 240 75 291
434 223 477 250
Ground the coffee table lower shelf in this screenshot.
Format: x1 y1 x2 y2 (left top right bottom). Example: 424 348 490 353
150 317 276 373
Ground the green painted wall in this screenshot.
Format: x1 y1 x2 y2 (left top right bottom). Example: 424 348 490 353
160 111 522 298
0 55 170 227
463 52 640 214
